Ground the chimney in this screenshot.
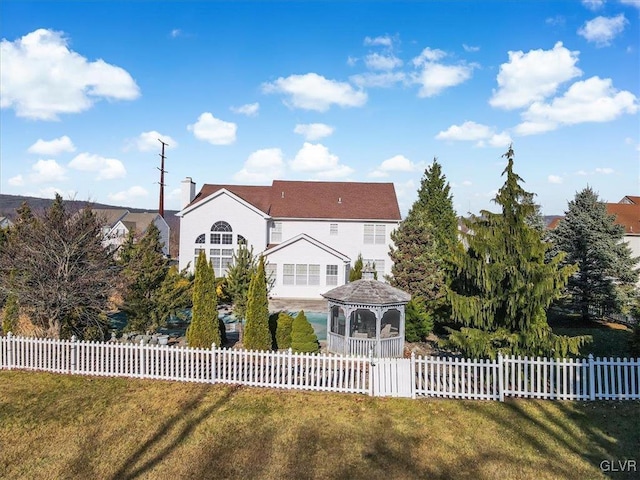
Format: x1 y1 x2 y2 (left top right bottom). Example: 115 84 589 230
181 177 195 208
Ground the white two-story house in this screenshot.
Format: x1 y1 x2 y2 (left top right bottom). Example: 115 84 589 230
177 178 402 299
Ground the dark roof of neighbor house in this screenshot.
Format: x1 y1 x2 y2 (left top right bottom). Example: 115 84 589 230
120 212 164 235
188 180 401 221
93 208 129 227
322 279 411 305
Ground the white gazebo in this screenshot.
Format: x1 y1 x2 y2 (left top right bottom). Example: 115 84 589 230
322 268 410 358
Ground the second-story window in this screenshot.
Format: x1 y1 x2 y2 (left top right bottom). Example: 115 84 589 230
364 224 386 244
271 221 282 243
330 223 338 235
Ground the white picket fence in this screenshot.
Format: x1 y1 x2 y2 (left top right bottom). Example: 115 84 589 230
1 334 639 400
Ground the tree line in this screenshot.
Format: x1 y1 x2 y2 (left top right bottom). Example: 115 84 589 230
1 144 638 358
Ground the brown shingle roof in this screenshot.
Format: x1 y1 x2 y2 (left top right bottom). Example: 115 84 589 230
606 203 640 235
620 196 640 205
189 181 401 220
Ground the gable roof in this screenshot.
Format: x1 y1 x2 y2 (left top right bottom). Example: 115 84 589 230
93 208 129 227
620 196 640 205
606 203 640 235
186 180 401 221
263 233 351 262
322 279 411 305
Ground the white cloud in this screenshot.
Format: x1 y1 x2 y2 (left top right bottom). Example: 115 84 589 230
410 48 474 97
582 0 605 10
293 123 335 141
364 53 403 71
233 148 285 182
346 56 358 67
619 0 640 7
462 180 473 186
578 15 627 46
262 73 367 111
170 29 182 38
515 76 638 135
230 102 259 116
412 47 447 65
370 155 416 177
489 42 582 110
435 121 512 147
27 135 76 155
463 44 480 52
0 29 140 120
68 152 126 180
132 131 177 152
290 142 354 178
108 186 148 202
25 186 70 199
546 15 566 26
187 112 237 145
595 167 614 174
364 35 393 47
8 174 24 186
30 159 67 183
548 175 563 184
350 71 406 88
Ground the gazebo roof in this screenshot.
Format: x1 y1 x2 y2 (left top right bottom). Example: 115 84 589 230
322 280 411 306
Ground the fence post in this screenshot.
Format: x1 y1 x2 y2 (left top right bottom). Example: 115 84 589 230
287 348 293 389
368 346 375 397
410 351 416 399
588 354 595 401
6 332 13 370
140 339 145 378
70 335 77 374
211 343 216 384
498 353 504 402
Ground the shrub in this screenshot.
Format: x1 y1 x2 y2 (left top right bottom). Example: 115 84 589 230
404 297 434 342
290 310 319 353
275 312 294 349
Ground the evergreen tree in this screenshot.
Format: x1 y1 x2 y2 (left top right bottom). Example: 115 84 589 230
290 310 319 353
444 146 588 358
0 196 115 339
275 311 294 349
389 158 457 319
225 245 257 321
2 292 18 335
120 223 171 332
149 265 194 331
243 256 271 350
404 297 434 342
549 187 639 321
349 254 364 281
187 251 220 348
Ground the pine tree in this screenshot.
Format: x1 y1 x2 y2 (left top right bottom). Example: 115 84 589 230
120 223 170 332
444 146 588 358
275 311 294 349
225 245 257 321
243 256 271 350
186 251 220 348
549 187 639 321
290 310 319 353
389 158 457 326
349 254 364 282
404 297 434 342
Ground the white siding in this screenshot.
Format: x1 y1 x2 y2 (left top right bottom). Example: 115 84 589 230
264 237 349 298
275 219 398 279
178 193 268 272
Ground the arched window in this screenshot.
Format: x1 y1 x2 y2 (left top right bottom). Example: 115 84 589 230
195 233 205 244
210 221 232 244
237 234 247 245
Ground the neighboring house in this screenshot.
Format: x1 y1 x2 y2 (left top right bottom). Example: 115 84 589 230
177 178 402 299
94 209 170 257
0 216 13 229
546 195 640 288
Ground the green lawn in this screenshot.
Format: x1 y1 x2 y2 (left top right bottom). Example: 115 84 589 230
1 372 638 479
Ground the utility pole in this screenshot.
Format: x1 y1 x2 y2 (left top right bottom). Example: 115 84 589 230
158 139 168 218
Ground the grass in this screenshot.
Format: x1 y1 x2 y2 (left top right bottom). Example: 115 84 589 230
1 372 639 479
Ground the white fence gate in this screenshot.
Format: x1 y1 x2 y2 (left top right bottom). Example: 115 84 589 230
371 357 413 397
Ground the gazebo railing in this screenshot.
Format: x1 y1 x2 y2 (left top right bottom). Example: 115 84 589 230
327 332 404 358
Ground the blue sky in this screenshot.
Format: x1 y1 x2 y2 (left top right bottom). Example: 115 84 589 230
1 0 638 216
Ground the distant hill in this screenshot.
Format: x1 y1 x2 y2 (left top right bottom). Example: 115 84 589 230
0 193 181 256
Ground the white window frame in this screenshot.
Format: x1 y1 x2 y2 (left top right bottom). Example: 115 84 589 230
330 223 338 236
326 265 338 286
271 221 282 243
